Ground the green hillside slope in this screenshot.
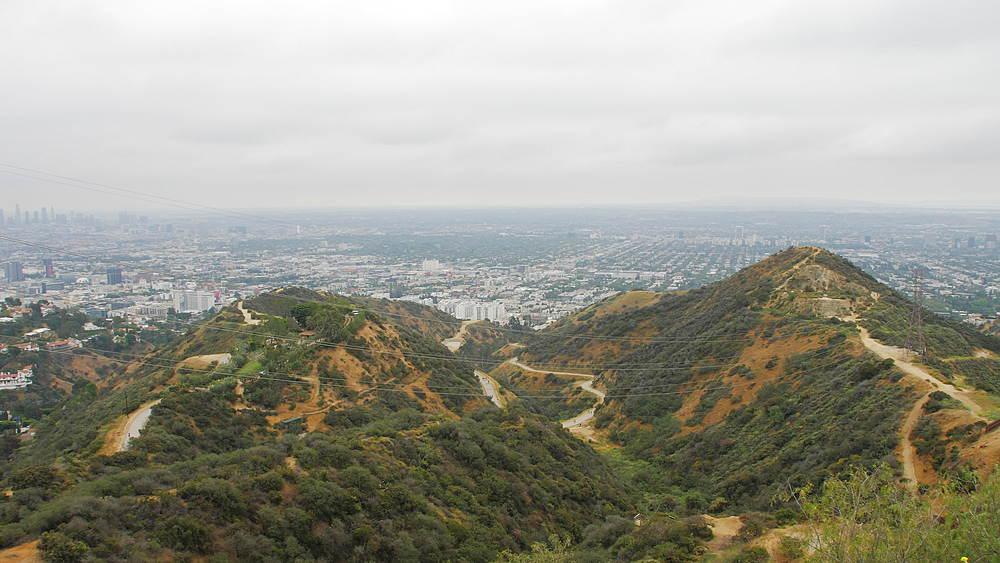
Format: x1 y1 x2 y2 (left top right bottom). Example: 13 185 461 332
516 247 1000 510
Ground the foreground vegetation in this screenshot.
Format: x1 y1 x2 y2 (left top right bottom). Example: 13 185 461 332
804 465 999 562
2 398 636 561
499 465 1000 562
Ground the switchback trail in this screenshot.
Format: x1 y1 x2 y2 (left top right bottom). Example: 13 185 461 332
506 357 606 442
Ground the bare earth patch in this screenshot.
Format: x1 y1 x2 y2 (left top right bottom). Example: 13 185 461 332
703 515 743 552
178 353 232 370
0 540 41 563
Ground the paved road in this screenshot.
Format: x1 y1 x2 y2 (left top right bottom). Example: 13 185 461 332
474 369 505 408
121 399 162 451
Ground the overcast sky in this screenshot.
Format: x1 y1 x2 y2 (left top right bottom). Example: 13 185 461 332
2 1 999 211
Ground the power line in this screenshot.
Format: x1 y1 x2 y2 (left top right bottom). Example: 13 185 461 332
0 234 93 261
254 291 753 344
4 340 764 399
1 334 859 397
194 317 751 372
904 267 928 358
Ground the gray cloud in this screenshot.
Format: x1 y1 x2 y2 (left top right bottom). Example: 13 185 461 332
1 0 999 210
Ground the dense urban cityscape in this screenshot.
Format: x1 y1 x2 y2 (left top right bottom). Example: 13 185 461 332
2 206 997 336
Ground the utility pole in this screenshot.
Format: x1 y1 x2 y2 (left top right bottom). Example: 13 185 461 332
904 267 928 359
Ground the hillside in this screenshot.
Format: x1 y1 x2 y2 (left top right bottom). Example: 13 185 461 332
3 253 998 561
6 290 487 469
508 247 1000 510
2 290 708 561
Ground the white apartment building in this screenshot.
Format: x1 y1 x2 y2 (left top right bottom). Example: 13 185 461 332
437 299 507 322
171 289 217 313
0 368 33 390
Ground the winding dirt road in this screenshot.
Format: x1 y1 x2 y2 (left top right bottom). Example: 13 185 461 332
703 515 743 552
442 320 474 352
897 394 931 489
857 327 985 418
854 324 986 489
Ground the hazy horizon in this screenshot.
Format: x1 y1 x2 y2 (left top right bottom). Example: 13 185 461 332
4 196 1000 217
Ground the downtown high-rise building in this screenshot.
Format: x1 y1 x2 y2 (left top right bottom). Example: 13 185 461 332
4 262 25 283
106 267 124 285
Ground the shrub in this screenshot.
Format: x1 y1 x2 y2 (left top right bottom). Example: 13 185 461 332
39 531 88 563
778 536 805 560
728 546 769 562
155 515 211 553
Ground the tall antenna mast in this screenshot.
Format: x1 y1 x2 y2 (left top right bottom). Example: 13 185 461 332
904 267 927 358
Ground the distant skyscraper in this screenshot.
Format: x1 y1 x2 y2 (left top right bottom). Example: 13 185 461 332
388 279 404 298
106 267 124 285
41 208 48 223
14 204 21 224
4 262 25 283
43 258 55 278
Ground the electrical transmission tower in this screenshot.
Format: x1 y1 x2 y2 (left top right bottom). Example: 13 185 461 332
904 267 927 358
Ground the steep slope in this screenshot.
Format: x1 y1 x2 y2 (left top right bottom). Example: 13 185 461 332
516 247 1000 508
0 291 668 561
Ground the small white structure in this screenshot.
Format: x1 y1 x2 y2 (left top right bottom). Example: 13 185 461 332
24 327 52 339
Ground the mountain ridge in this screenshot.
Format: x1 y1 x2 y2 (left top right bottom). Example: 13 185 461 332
508 246 999 506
